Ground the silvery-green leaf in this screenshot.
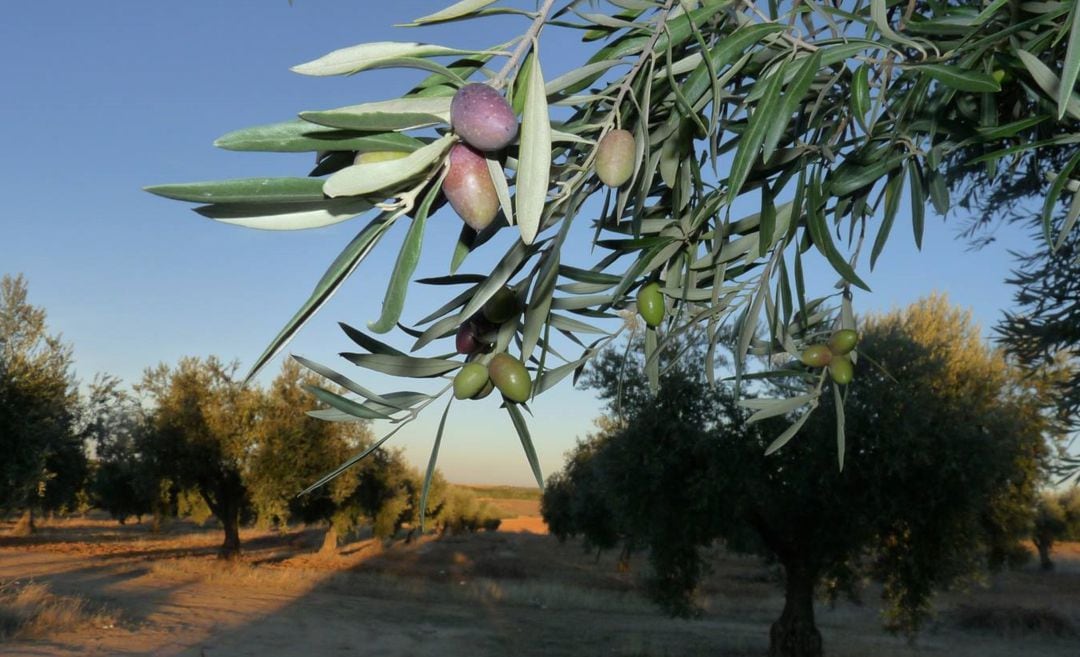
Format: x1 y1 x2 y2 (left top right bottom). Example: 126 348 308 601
550 129 592 144
521 250 559 362
194 199 373 231
1060 0 1080 120
292 42 476 77
740 394 816 423
368 174 443 333
486 154 514 226
406 0 498 26
1057 187 1080 251
729 65 784 201
301 97 452 132
764 404 816 455
913 63 1001 92
544 60 623 96
324 135 453 198
506 403 544 488
214 120 425 153
419 397 453 531
304 384 394 420
342 353 462 378
1043 150 1080 248
870 0 927 53
834 382 846 471
146 177 327 204
516 45 551 245
1016 49 1080 120
293 355 414 409
245 212 397 382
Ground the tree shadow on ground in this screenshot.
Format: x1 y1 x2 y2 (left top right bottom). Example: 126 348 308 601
3 520 1080 657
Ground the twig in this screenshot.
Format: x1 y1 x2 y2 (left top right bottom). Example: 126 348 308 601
548 0 676 211
491 0 560 88
742 0 820 52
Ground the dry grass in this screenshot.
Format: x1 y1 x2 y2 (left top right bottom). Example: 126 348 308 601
0 580 117 641
952 604 1077 638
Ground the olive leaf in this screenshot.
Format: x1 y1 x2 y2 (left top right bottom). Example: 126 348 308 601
323 135 453 198
516 43 552 245
292 42 478 77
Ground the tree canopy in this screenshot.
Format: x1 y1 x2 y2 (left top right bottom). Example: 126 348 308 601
0 274 85 525
146 1 1080 511
543 295 1054 657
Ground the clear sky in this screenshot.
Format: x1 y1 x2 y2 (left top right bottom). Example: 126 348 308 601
0 1 1038 486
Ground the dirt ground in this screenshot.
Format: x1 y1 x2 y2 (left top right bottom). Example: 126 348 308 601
1 506 1078 657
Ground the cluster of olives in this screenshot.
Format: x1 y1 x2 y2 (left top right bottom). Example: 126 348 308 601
452 286 532 403
800 329 859 384
439 82 640 232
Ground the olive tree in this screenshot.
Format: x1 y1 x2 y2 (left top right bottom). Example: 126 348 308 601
543 296 1052 657
147 2 1080 512
1032 487 1080 570
138 357 258 557
0 274 85 531
84 375 157 524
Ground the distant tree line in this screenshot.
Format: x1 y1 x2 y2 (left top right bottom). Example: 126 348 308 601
1 274 500 557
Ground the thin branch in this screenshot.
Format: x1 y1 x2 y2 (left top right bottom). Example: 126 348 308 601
491 0 561 88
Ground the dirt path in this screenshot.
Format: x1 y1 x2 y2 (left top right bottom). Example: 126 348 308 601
1 519 1078 656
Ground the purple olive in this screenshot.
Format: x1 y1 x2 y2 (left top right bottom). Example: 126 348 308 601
450 83 518 152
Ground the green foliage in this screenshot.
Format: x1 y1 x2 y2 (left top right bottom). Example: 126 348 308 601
147 1 1080 527
543 296 1053 653
244 359 373 530
84 375 156 524
137 356 256 556
997 217 1080 481
1032 488 1080 570
0 274 85 518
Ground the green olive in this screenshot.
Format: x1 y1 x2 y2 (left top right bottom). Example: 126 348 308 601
471 378 495 400
636 282 664 328
829 355 854 385
828 329 859 356
488 353 532 403
482 286 520 324
595 129 636 188
453 363 490 400
800 344 833 368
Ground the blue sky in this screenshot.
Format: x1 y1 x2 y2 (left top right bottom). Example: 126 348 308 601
0 1 1037 485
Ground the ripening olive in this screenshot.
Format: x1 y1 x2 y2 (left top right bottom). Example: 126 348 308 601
800 344 833 368
453 362 491 400
450 83 519 152
483 286 520 324
636 282 664 328
442 143 500 231
353 151 409 165
829 355 854 385
488 353 532 403
455 323 479 355
828 329 859 356
595 129 636 187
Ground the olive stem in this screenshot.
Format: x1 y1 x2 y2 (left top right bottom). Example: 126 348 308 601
399 381 454 424
546 0 677 212
491 0 560 88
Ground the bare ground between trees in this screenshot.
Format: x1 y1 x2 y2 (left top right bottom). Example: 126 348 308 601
0 509 1078 657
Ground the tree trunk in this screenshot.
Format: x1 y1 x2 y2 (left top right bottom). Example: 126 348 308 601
319 526 339 556
218 493 242 560
1035 537 1055 571
11 509 35 536
769 560 823 657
